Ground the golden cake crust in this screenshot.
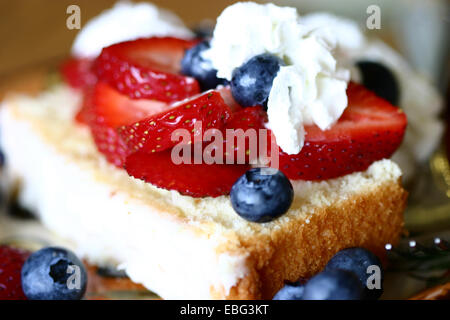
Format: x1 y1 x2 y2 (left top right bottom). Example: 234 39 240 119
220 179 406 299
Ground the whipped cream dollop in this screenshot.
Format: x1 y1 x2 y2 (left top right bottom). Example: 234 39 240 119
71 1 193 58
301 12 444 180
203 2 350 155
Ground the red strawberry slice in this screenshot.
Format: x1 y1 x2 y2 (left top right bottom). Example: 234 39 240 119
60 58 97 89
95 37 200 102
217 86 242 113
222 106 268 164
0 245 30 300
88 82 171 167
276 82 407 180
118 91 231 154
75 86 96 125
125 150 250 197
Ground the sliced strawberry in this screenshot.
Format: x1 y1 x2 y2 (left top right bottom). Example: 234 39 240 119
125 150 250 197
276 82 407 180
88 82 171 167
75 86 96 125
95 37 200 102
0 245 30 300
222 106 268 164
60 58 97 89
217 86 242 113
118 91 231 154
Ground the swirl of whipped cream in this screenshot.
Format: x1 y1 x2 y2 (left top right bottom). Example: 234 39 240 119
203 2 350 155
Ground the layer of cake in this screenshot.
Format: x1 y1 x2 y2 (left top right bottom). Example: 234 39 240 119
0 85 407 299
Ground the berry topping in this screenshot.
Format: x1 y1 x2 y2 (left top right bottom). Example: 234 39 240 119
118 91 231 154
325 247 384 300
60 58 97 89
273 282 305 300
0 245 30 300
0 148 4 167
95 37 201 102
89 82 171 167
301 269 364 300
356 61 399 106
125 150 250 197
21 247 87 300
223 106 268 163
230 53 283 109
181 40 227 90
230 168 293 222
276 83 407 180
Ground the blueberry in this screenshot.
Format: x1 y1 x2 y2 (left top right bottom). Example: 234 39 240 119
230 168 293 223
302 269 364 300
21 247 87 300
356 61 400 106
230 53 283 109
192 23 214 39
181 40 227 90
273 282 304 300
97 266 127 278
325 247 384 300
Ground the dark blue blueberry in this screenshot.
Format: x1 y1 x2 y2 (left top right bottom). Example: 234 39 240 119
273 282 304 300
302 269 364 300
230 168 293 223
356 60 399 106
21 247 87 300
325 247 384 300
181 40 227 90
192 23 214 39
97 266 127 278
230 53 283 109
0 149 4 167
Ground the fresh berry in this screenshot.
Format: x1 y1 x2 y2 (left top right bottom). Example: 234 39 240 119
181 40 227 90
118 91 231 154
273 282 304 300
222 106 268 164
88 82 171 167
192 23 214 39
60 58 97 89
96 266 127 278
74 86 96 125
276 83 407 180
21 247 87 300
231 53 283 109
356 61 399 106
302 269 364 300
0 245 30 300
325 247 384 300
125 150 250 197
0 148 4 167
230 168 293 222
95 37 201 102
217 86 242 113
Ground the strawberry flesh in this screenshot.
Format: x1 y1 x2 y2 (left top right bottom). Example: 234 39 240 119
60 58 97 89
88 82 171 167
276 83 407 180
118 91 231 154
0 245 30 300
125 150 250 197
95 37 201 102
222 106 268 164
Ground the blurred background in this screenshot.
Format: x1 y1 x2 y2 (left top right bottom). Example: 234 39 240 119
0 0 448 91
